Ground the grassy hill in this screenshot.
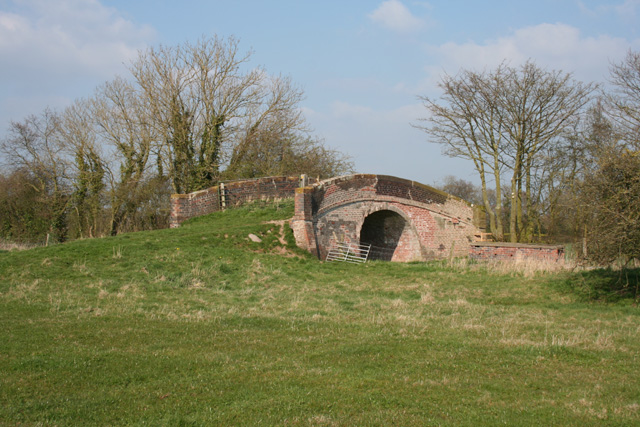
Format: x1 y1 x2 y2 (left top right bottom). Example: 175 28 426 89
1 200 639 426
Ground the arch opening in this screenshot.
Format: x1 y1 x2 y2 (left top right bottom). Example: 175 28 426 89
360 210 410 261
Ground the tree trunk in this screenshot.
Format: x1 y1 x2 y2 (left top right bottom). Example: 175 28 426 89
493 157 504 241
509 155 522 243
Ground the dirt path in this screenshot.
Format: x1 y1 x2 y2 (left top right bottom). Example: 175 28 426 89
263 220 287 245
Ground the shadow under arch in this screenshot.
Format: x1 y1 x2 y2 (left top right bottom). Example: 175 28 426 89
359 209 419 261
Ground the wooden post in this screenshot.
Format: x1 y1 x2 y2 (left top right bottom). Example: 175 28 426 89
220 182 226 210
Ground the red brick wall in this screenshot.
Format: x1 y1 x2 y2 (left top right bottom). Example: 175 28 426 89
172 173 566 264
222 176 309 207
170 176 314 228
291 174 479 261
170 186 221 228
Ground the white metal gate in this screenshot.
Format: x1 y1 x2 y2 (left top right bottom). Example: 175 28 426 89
325 242 371 263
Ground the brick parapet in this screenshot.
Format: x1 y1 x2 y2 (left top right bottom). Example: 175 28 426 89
314 174 463 208
170 186 220 228
223 176 308 207
293 174 479 261
170 175 316 227
293 187 314 220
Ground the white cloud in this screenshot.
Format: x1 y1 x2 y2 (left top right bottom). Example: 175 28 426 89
0 0 155 84
0 0 155 127
616 0 640 21
418 22 640 96
369 0 424 33
576 0 640 21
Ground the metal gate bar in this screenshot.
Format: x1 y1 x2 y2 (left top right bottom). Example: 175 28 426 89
326 242 371 263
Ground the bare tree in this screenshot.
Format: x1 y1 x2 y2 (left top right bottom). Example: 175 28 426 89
224 133 353 180
280 138 354 179
415 66 508 239
416 61 596 242
130 37 281 193
499 63 596 242
575 50 640 264
224 74 353 179
59 99 106 238
1 35 353 240
225 74 306 177
91 77 158 235
0 109 70 242
127 36 345 193
607 50 640 149
581 148 640 264
436 175 480 203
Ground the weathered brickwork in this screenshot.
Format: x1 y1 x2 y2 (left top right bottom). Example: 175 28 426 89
469 242 565 262
170 186 221 228
291 174 480 262
170 176 315 228
222 176 311 207
171 173 563 264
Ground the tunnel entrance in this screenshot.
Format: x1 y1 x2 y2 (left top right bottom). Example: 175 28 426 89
359 210 410 261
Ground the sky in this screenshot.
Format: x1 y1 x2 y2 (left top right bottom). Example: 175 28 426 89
1 0 640 186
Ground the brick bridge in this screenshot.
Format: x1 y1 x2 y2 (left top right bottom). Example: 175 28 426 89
169 174 563 262
290 174 483 262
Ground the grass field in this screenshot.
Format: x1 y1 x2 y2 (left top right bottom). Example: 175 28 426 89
1 200 639 426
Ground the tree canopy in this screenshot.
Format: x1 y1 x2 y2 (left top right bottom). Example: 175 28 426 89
0 36 353 242
416 61 597 242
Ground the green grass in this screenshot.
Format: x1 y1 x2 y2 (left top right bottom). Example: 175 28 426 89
1 199 639 426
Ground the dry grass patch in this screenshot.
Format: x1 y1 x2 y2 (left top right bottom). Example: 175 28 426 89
0 239 40 251
5 279 42 302
446 257 576 277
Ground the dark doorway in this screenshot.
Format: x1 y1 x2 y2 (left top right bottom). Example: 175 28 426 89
359 210 407 260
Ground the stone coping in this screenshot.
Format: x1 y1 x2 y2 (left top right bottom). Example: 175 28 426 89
171 175 305 199
171 186 219 199
314 173 469 205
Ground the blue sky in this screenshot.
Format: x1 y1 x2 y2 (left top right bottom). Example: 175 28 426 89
1 0 639 185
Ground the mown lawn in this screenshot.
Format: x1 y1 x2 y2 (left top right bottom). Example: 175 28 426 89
1 201 639 426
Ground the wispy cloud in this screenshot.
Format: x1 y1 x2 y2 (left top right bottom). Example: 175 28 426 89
576 0 639 24
0 0 155 85
368 0 425 33
615 0 640 21
0 0 156 127
419 22 639 93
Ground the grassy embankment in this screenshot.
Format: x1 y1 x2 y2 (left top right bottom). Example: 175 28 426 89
1 200 639 426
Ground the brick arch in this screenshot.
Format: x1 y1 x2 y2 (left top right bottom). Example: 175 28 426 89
291 174 481 262
359 208 422 261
